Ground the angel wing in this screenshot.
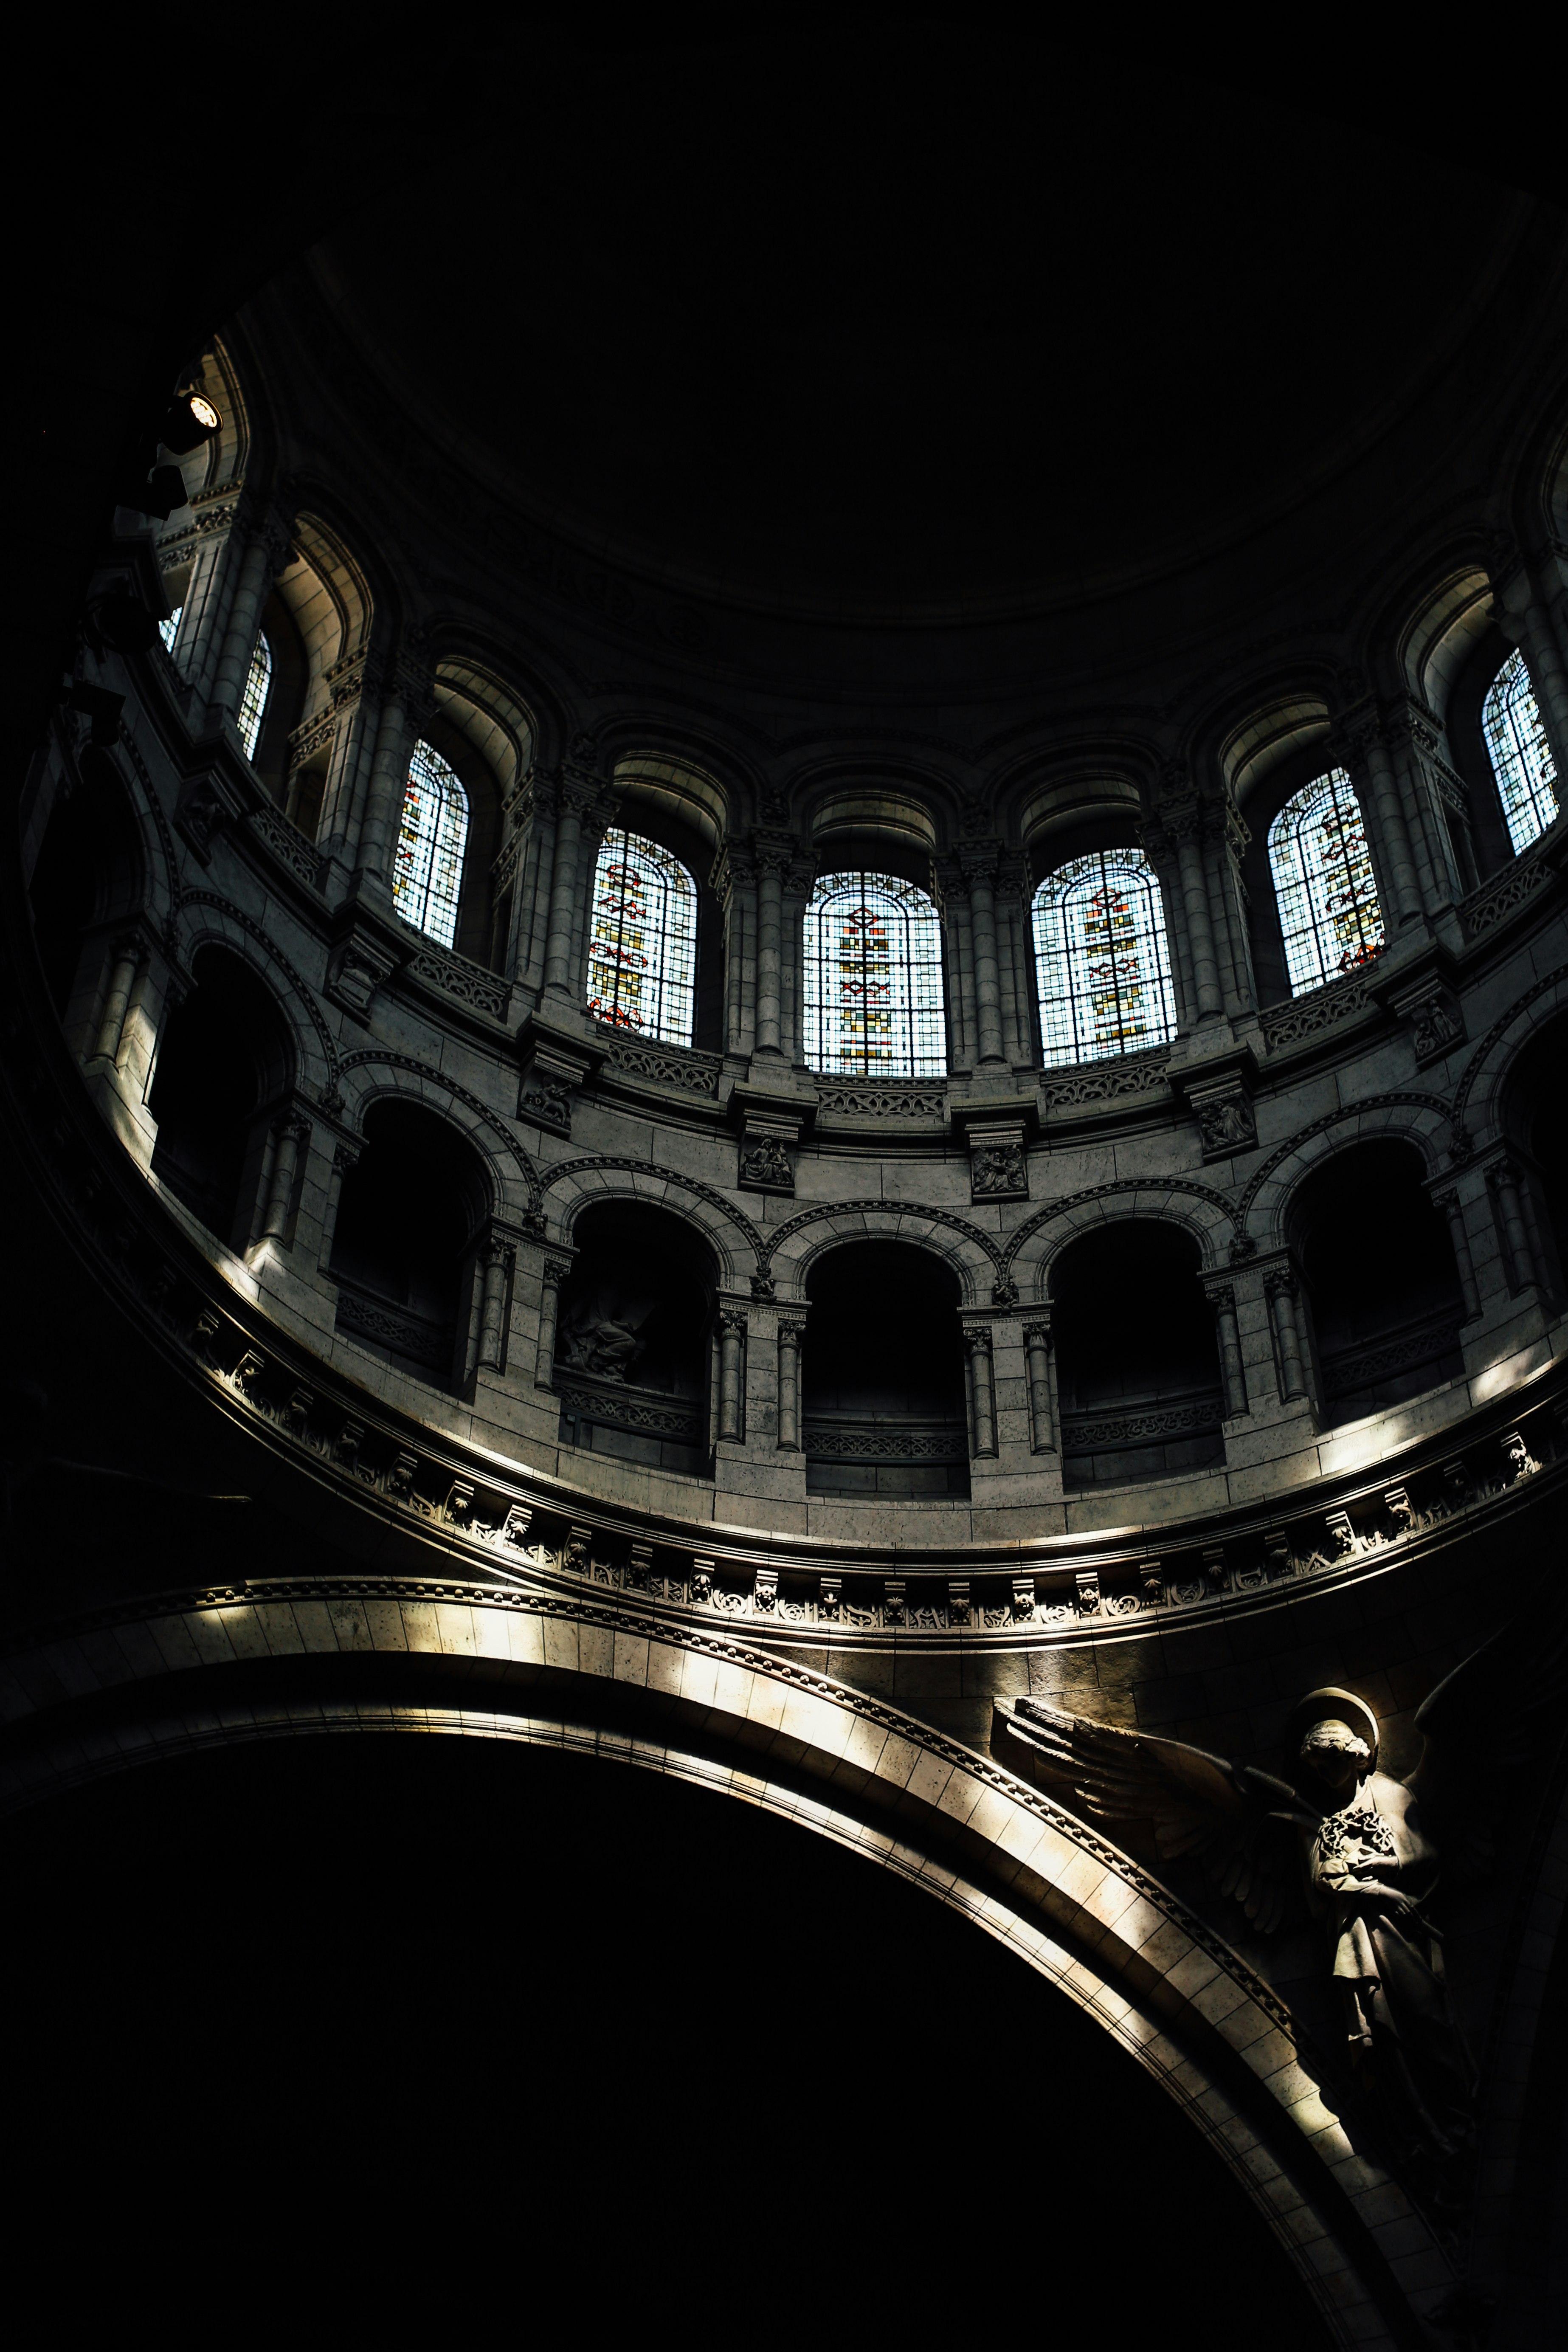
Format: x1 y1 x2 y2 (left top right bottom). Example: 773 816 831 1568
1002 1699 1314 1934
1410 1574 1568 1879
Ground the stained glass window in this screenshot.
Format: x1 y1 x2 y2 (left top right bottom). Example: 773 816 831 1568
803 870 946 1078
237 631 271 761
1032 848 1176 1066
1268 767 1385 996
159 605 182 653
585 827 697 1045
393 739 469 949
1483 648 1559 854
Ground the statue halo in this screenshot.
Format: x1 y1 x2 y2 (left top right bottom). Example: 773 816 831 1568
1285 1685 1380 1771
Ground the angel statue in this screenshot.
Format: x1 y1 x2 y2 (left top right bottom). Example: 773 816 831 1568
999 1605 1567 2218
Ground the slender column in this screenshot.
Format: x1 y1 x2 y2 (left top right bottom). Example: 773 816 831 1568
542 777 606 1000
718 1310 747 1442
1208 1283 1249 1418
1023 1320 1055 1453
1499 566 1568 776
476 1240 512 1372
711 840 757 1058
209 515 286 721
1265 1270 1310 1403
358 687 414 878
257 1114 310 1246
1489 1161 1536 1295
961 848 1005 1065
1347 719 1423 929
754 850 785 1056
91 935 142 1066
965 1324 997 1457
1433 1189 1481 1322
535 1257 570 1386
1164 803 1224 1021
318 1141 359 1270
777 1317 805 1451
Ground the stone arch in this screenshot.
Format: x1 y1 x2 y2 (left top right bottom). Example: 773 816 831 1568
1241 1098 1459 1254
1006 1183 1236 1300
334 1051 539 1223
765 1200 1001 1306
169 893 336 1097
1214 686 1333 814
1452 964 1568 1147
96 736 178 923
280 506 377 729
0 1577 1452 2352
791 755 964 859
1392 561 1493 719
540 1157 763 1289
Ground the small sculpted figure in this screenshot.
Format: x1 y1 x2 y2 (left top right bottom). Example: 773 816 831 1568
1004 1601 1568 2216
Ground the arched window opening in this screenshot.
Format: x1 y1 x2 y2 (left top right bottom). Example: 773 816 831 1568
149 949 292 1250
585 828 698 1046
552 1203 716 1476
1483 648 1559 854
329 1101 489 1392
1267 767 1385 996
800 1241 968 1498
159 606 182 652
1292 1141 1467 1427
1053 1224 1224 1487
393 739 469 949
803 871 946 1078
237 632 272 763
1031 848 1176 1066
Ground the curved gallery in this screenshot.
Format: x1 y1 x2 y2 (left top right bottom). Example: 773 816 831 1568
10 24 1568 2349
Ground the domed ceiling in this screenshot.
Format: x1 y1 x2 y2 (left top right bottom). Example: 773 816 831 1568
306 28 1533 623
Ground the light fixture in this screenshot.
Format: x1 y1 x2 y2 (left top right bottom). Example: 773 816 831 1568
158 391 222 455
120 464 189 521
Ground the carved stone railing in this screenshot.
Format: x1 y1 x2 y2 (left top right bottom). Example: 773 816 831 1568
405 942 511 1023
1259 969 1375 1053
244 804 324 893
802 1417 967 1460
1320 1313 1464 1402
1040 1045 1172 1113
556 1372 706 1444
596 1029 723 1099
1061 1392 1224 1452
813 1077 948 1118
334 1280 453 1372
1459 830 1558 943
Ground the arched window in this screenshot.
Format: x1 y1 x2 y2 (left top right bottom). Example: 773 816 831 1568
393 739 469 949
159 606 182 653
803 870 946 1079
585 828 698 1045
1267 767 1385 996
1031 848 1176 1066
237 632 271 762
1483 648 1559 854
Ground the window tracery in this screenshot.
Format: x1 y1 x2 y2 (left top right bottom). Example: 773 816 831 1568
393 739 469 949
585 827 698 1047
1483 648 1559 854
1267 768 1385 996
1031 848 1176 1066
803 870 946 1078
237 632 272 762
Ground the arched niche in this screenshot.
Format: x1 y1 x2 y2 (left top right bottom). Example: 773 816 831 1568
1287 1140 1467 1426
800 1239 968 1497
27 749 146 1052
552 1200 718 1474
1499 1012 1568 1302
1051 1221 1224 1486
329 1100 490 1391
149 946 294 1251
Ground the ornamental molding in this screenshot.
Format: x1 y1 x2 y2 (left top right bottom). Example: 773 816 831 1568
172 887 341 1084
1233 1092 1465 1226
1002 1177 1239 1283
540 1155 766 1265
335 1047 542 1212
761 1196 1005 1279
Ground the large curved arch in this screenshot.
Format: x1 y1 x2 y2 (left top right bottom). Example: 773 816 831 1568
1240 1099 1456 1254
765 1199 1002 1304
334 1050 540 1222
1004 1181 1237 1297
540 1157 765 1287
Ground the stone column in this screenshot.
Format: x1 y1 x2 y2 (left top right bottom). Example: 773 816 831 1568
1341 710 1423 930
711 839 757 1059
718 1309 748 1442
542 770 614 1003
318 1140 359 1270
960 845 1006 1067
1384 703 1463 916
965 1323 997 1457
1023 1318 1055 1452
257 1113 310 1247
209 510 289 725
1206 1281 1249 1418
476 1239 512 1373
1265 1268 1310 1404
1487 1159 1537 1295
753 845 788 1057
997 850 1038 1062
1493 553 1568 777
933 855 977 1071
90 934 144 1068
776 1315 805 1451
1171 811 1225 1021
358 645 434 883
1432 1187 1482 1323
169 489 245 701
535 1256 570 1386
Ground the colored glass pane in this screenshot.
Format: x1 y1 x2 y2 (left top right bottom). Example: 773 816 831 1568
237 631 271 761
803 870 946 1078
1032 848 1176 1066
585 828 697 1047
393 739 469 949
1483 648 1558 854
159 605 182 653
1268 767 1385 996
